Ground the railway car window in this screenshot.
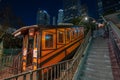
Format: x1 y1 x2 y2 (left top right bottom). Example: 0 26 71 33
45 34 53 48
58 31 64 43
72 31 75 39
77 29 80 37
78 29 80 36
67 31 70 41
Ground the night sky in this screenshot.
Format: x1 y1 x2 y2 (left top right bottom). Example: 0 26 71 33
0 0 97 25
0 0 63 25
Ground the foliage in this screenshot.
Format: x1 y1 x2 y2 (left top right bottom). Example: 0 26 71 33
2 33 22 49
70 16 96 36
103 9 116 16
70 16 82 25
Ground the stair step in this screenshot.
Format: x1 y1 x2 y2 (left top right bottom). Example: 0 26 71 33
91 47 108 48
86 60 111 66
74 37 114 80
82 70 113 79
85 63 112 69
88 54 110 58
90 52 109 55
89 49 109 53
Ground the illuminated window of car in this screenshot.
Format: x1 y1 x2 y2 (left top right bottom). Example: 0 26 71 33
72 30 75 39
58 31 64 43
75 29 78 37
45 34 53 48
67 30 70 41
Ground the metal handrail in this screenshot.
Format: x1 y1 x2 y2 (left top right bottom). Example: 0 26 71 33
109 21 120 39
4 30 91 80
108 22 120 67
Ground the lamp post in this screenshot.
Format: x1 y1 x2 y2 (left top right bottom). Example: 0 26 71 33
78 16 96 25
79 16 96 37
78 16 88 25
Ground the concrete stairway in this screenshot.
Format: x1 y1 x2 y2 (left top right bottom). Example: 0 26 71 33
79 37 114 80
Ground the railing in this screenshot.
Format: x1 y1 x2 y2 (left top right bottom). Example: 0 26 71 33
72 33 92 80
0 49 22 79
3 49 21 55
0 54 13 69
4 30 91 80
109 21 120 38
0 49 21 68
0 54 16 79
62 30 91 80
109 21 120 67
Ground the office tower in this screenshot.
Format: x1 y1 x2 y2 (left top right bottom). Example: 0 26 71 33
37 9 50 25
63 0 81 22
100 0 120 13
81 0 101 19
81 5 88 16
97 0 103 16
52 16 56 25
57 9 64 24
81 0 120 20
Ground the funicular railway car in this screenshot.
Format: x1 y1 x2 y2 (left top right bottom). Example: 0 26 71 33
13 25 84 72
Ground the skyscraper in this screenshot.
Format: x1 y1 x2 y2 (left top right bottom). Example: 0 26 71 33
57 9 64 24
81 5 88 16
100 0 120 14
52 16 56 25
36 9 50 25
63 0 81 22
97 0 103 16
81 0 102 19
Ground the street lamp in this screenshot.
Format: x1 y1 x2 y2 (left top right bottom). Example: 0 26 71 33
78 16 88 25
85 17 88 21
78 16 96 25
79 16 97 36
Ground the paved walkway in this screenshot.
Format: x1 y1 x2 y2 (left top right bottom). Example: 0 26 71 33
78 37 114 80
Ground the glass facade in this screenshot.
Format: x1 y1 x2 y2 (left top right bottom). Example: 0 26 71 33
66 30 70 41
45 34 53 48
36 9 50 25
100 0 120 13
58 31 64 43
63 0 81 22
97 0 103 16
57 9 64 24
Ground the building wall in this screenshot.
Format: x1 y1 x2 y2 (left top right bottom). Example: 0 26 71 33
57 9 64 24
100 0 120 13
36 9 50 25
63 0 81 22
53 16 56 25
97 0 103 16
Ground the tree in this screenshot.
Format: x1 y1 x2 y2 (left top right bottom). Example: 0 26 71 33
70 16 96 36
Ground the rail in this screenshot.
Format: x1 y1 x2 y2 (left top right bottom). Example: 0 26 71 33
0 49 35 79
109 21 120 67
4 30 91 80
3 49 21 55
0 49 21 68
0 54 16 79
0 49 22 79
109 21 120 38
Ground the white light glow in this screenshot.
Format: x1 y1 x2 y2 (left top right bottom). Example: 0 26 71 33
14 32 21 37
85 17 88 21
